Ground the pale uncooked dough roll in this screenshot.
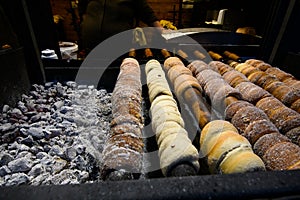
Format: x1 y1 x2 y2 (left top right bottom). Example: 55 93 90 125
146 60 173 102
150 95 183 132
155 121 183 140
156 126 188 147
150 94 177 107
145 59 161 74
146 59 200 176
148 82 173 103
151 101 179 118
151 108 185 132
159 133 200 176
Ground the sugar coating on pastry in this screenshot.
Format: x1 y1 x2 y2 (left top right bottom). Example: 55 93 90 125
163 56 184 71
211 85 242 113
243 119 279 145
225 100 253 121
235 81 271 104
263 80 284 94
173 74 203 96
231 106 269 133
208 61 226 73
188 60 211 75
209 61 234 75
256 96 284 115
222 70 248 87
255 62 272 71
267 106 300 133
102 57 144 179
273 86 300 106
280 114 300 134
291 98 300 113
265 67 294 81
245 59 264 66
253 132 291 158
203 78 228 100
168 65 193 83
102 147 143 174
247 71 266 84
263 142 300 171
285 126 300 146
110 123 143 138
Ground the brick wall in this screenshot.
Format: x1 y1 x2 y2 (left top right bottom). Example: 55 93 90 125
147 0 193 28
50 0 192 42
50 0 80 42
147 0 180 25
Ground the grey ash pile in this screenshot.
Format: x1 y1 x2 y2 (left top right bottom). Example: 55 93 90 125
0 82 112 186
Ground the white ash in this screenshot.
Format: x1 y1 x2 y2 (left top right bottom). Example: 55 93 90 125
0 81 112 186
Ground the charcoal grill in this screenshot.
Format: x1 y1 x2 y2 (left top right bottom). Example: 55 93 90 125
1 31 300 200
